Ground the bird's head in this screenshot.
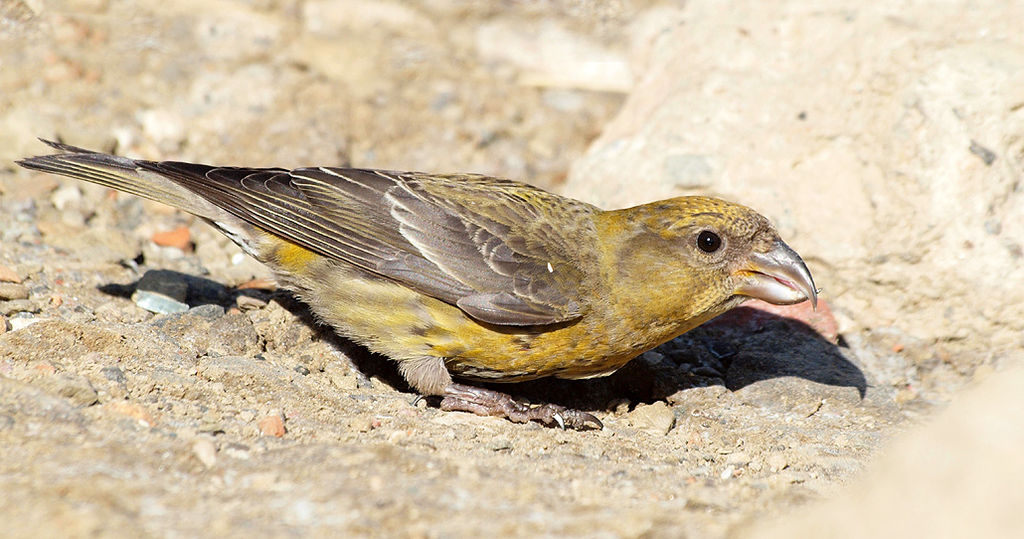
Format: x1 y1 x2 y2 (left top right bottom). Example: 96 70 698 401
600 196 817 328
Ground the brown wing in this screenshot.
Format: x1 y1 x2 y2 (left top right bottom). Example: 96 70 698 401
139 161 598 325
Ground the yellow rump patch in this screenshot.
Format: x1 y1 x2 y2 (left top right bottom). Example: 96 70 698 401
269 238 319 272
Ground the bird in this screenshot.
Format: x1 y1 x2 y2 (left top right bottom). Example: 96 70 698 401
18 139 817 429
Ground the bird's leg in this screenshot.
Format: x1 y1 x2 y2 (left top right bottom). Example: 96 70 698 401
439 383 603 430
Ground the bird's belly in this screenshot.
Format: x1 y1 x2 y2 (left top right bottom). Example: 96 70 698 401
267 256 633 383
260 239 643 383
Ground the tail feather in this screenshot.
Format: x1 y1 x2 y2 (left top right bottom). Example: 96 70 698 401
17 139 227 221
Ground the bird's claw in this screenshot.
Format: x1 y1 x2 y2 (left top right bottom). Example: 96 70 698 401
438 383 602 430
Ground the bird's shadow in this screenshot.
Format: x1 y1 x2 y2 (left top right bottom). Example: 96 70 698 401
100 272 866 415
504 306 866 413
281 297 867 414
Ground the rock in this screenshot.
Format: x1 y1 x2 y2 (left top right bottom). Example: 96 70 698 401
132 290 188 315
0 264 22 283
563 0 1024 347
7 316 42 331
40 374 99 407
104 401 155 427
258 413 286 437
625 401 676 435
0 300 39 316
732 377 861 414
743 366 1024 539
0 283 29 301
192 438 218 468
150 225 192 251
765 453 789 473
150 307 260 359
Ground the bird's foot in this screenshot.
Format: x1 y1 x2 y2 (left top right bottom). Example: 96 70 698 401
439 383 602 430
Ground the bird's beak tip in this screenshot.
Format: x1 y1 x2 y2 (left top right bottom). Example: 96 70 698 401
735 240 818 308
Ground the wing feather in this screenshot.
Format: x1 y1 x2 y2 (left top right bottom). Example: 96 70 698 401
25 142 598 326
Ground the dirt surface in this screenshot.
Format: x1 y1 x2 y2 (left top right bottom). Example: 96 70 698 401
1 1 1021 537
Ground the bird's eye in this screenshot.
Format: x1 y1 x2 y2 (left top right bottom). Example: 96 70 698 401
697 230 722 253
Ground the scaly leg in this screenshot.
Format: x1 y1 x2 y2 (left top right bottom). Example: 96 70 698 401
440 383 603 430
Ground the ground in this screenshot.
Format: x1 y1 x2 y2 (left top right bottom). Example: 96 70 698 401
1 1 1022 537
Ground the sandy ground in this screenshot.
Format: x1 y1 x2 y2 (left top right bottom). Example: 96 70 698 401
1 1 1022 537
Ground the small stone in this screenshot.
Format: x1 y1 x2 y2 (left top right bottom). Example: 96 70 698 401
0 265 22 283
132 290 189 314
151 225 192 251
324 362 354 390
8 316 43 331
487 437 513 451
626 401 676 435
199 410 223 433
0 299 38 315
188 304 226 320
726 452 751 467
258 413 286 437
720 465 736 480
43 374 99 407
640 351 665 365
222 442 251 460
235 294 268 311
236 278 277 290
106 401 155 427
132 270 189 314
766 453 789 472
50 184 83 210
0 283 30 301
100 366 127 384
192 438 218 468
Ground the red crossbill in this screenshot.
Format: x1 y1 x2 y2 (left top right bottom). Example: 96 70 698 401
18 140 817 429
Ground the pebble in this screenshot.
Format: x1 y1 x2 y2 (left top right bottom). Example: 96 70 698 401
151 225 192 251
726 452 751 467
44 374 99 407
258 413 286 437
106 401 156 427
2 299 40 315
8 316 43 331
766 453 789 472
132 290 189 314
222 442 251 460
50 184 83 210
235 294 268 311
100 366 127 384
132 270 189 314
0 265 22 283
324 362 356 390
236 278 277 291
0 283 30 301
192 438 218 468
626 401 676 435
